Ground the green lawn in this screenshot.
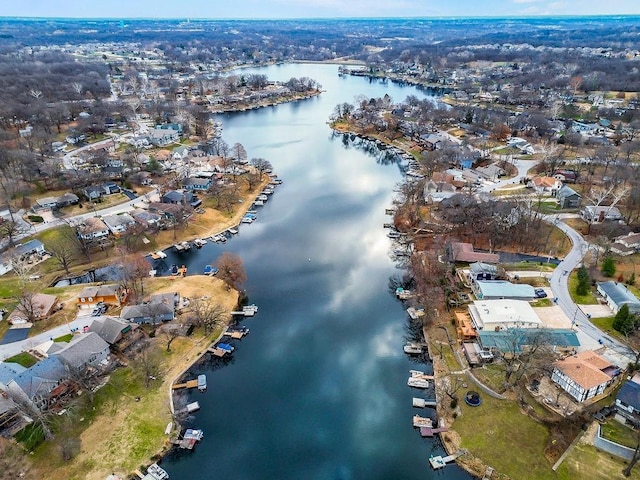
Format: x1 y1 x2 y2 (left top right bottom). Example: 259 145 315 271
600 420 638 449
568 274 598 305
5 352 39 368
556 442 640 480
53 333 73 343
454 394 557 480
470 364 506 393
590 316 629 343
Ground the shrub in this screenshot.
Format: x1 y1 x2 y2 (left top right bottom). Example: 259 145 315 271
27 215 44 223
601 256 616 277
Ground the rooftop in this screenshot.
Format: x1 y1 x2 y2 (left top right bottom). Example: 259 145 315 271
554 351 613 390
468 299 542 329
474 280 535 299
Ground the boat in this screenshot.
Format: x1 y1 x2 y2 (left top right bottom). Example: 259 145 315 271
387 231 402 239
257 194 268 201
403 342 423 354
197 374 207 392
253 200 264 206
241 216 254 224
203 265 218 275
413 415 433 428
147 463 169 479
407 307 425 319
227 227 238 235
174 243 185 252
193 238 208 247
150 251 167 260
407 377 429 388
216 342 234 353
179 428 204 449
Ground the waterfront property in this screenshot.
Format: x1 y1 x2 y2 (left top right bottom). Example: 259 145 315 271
76 284 127 309
471 280 535 301
551 351 618 403
468 299 542 331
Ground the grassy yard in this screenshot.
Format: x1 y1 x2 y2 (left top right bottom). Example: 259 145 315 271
557 441 640 480
453 394 557 480
568 273 599 305
5 352 39 368
590 316 630 343
469 364 506 393
600 420 638 449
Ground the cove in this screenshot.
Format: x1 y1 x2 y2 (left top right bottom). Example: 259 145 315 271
159 63 473 480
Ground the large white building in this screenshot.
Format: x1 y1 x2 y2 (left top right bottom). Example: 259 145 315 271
468 299 542 331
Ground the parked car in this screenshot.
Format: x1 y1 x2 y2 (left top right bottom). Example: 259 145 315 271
91 303 108 316
534 288 548 298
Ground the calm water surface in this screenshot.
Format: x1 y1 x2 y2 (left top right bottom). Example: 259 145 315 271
160 64 473 480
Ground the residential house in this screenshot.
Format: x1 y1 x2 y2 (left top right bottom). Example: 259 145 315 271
182 177 213 192
472 280 536 301
478 328 580 354
88 316 133 345
551 351 617 403
468 299 542 331
32 197 59 211
14 240 45 261
423 179 456 203
419 133 444 151
596 281 640 314
0 362 26 392
77 217 110 242
172 145 190 160
76 284 127 309
530 176 562 195
554 169 578 183
6 356 67 411
130 208 162 229
615 378 640 426
448 242 500 264
57 192 80 207
468 262 500 281
120 302 175 324
581 205 623 223
475 163 505 181
148 128 180 146
83 185 104 201
53 332 110 370
556 185 582 209
102 213 136 236
147 202 186 223
161 190 201 208
506 137 535 154
0 256 11 276
611 232 640 256
7 293 58 325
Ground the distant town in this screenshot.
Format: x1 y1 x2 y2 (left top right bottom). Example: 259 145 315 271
1 15 640 480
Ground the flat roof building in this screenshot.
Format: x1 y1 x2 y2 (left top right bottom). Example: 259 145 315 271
472 280 535 300
468 299 542 331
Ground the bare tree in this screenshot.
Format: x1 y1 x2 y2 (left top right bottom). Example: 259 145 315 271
249 157 272 179
215 252 247 291
118 252 151 303
188 297 227 335
46 238 77 275
132 345 164 389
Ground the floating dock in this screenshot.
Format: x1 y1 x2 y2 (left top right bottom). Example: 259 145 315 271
420 426 449 437
175 428 204 450
429 450 465 470
208 342 235 357
409 370 434 380
230 305 258 316
150 251 167 260
413 415 433 428
223 326 249 339
412 397 437 408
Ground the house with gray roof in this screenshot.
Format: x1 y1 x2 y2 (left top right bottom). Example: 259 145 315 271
6 356 67 411
615 379 640 426
0 362 26 391
121 303 175 325
556 185 582 209
88 316 132 345
597 281 640 314
472 280 536 301
52 332 110 371
102 213 136 236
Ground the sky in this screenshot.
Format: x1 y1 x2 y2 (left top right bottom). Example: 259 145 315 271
3 0 640 19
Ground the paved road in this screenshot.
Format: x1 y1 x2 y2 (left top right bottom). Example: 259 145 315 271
546 215 636 362
0 316 93 361
478 158 539 193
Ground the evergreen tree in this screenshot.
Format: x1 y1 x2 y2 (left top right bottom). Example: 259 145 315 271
601 256 616 277
613 304 638 337
576 265 590 296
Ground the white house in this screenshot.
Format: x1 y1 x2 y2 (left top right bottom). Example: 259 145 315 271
78 218 110 241
551 351 615 403
596 281 640 314
102 213 136 235
581 205 623 224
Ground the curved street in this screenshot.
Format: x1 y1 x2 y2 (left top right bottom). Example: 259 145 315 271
546 215 636 362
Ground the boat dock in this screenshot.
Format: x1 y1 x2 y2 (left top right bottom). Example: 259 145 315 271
428 450 466 470
230 304 259 316
175 401 201 415
409 369 434 380
150 251 167 260
413 415 433 428
420 419 449 437
412 397 437 408
208 342 235 357
173 428 204 450
172 379 199 390
223 326 250 339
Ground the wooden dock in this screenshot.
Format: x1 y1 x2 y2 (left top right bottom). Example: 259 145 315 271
208 346 230 357
172 379 199 390
420 426 449 437
409 370 434 380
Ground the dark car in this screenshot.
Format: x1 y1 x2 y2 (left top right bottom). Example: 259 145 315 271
534 288 548 298
91 303 108 316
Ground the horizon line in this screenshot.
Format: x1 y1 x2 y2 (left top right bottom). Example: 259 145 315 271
1 14 639 21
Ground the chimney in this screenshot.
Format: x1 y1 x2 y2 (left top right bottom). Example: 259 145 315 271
598 210 605 222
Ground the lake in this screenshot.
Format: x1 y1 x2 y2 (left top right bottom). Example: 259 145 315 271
159 63 473 480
